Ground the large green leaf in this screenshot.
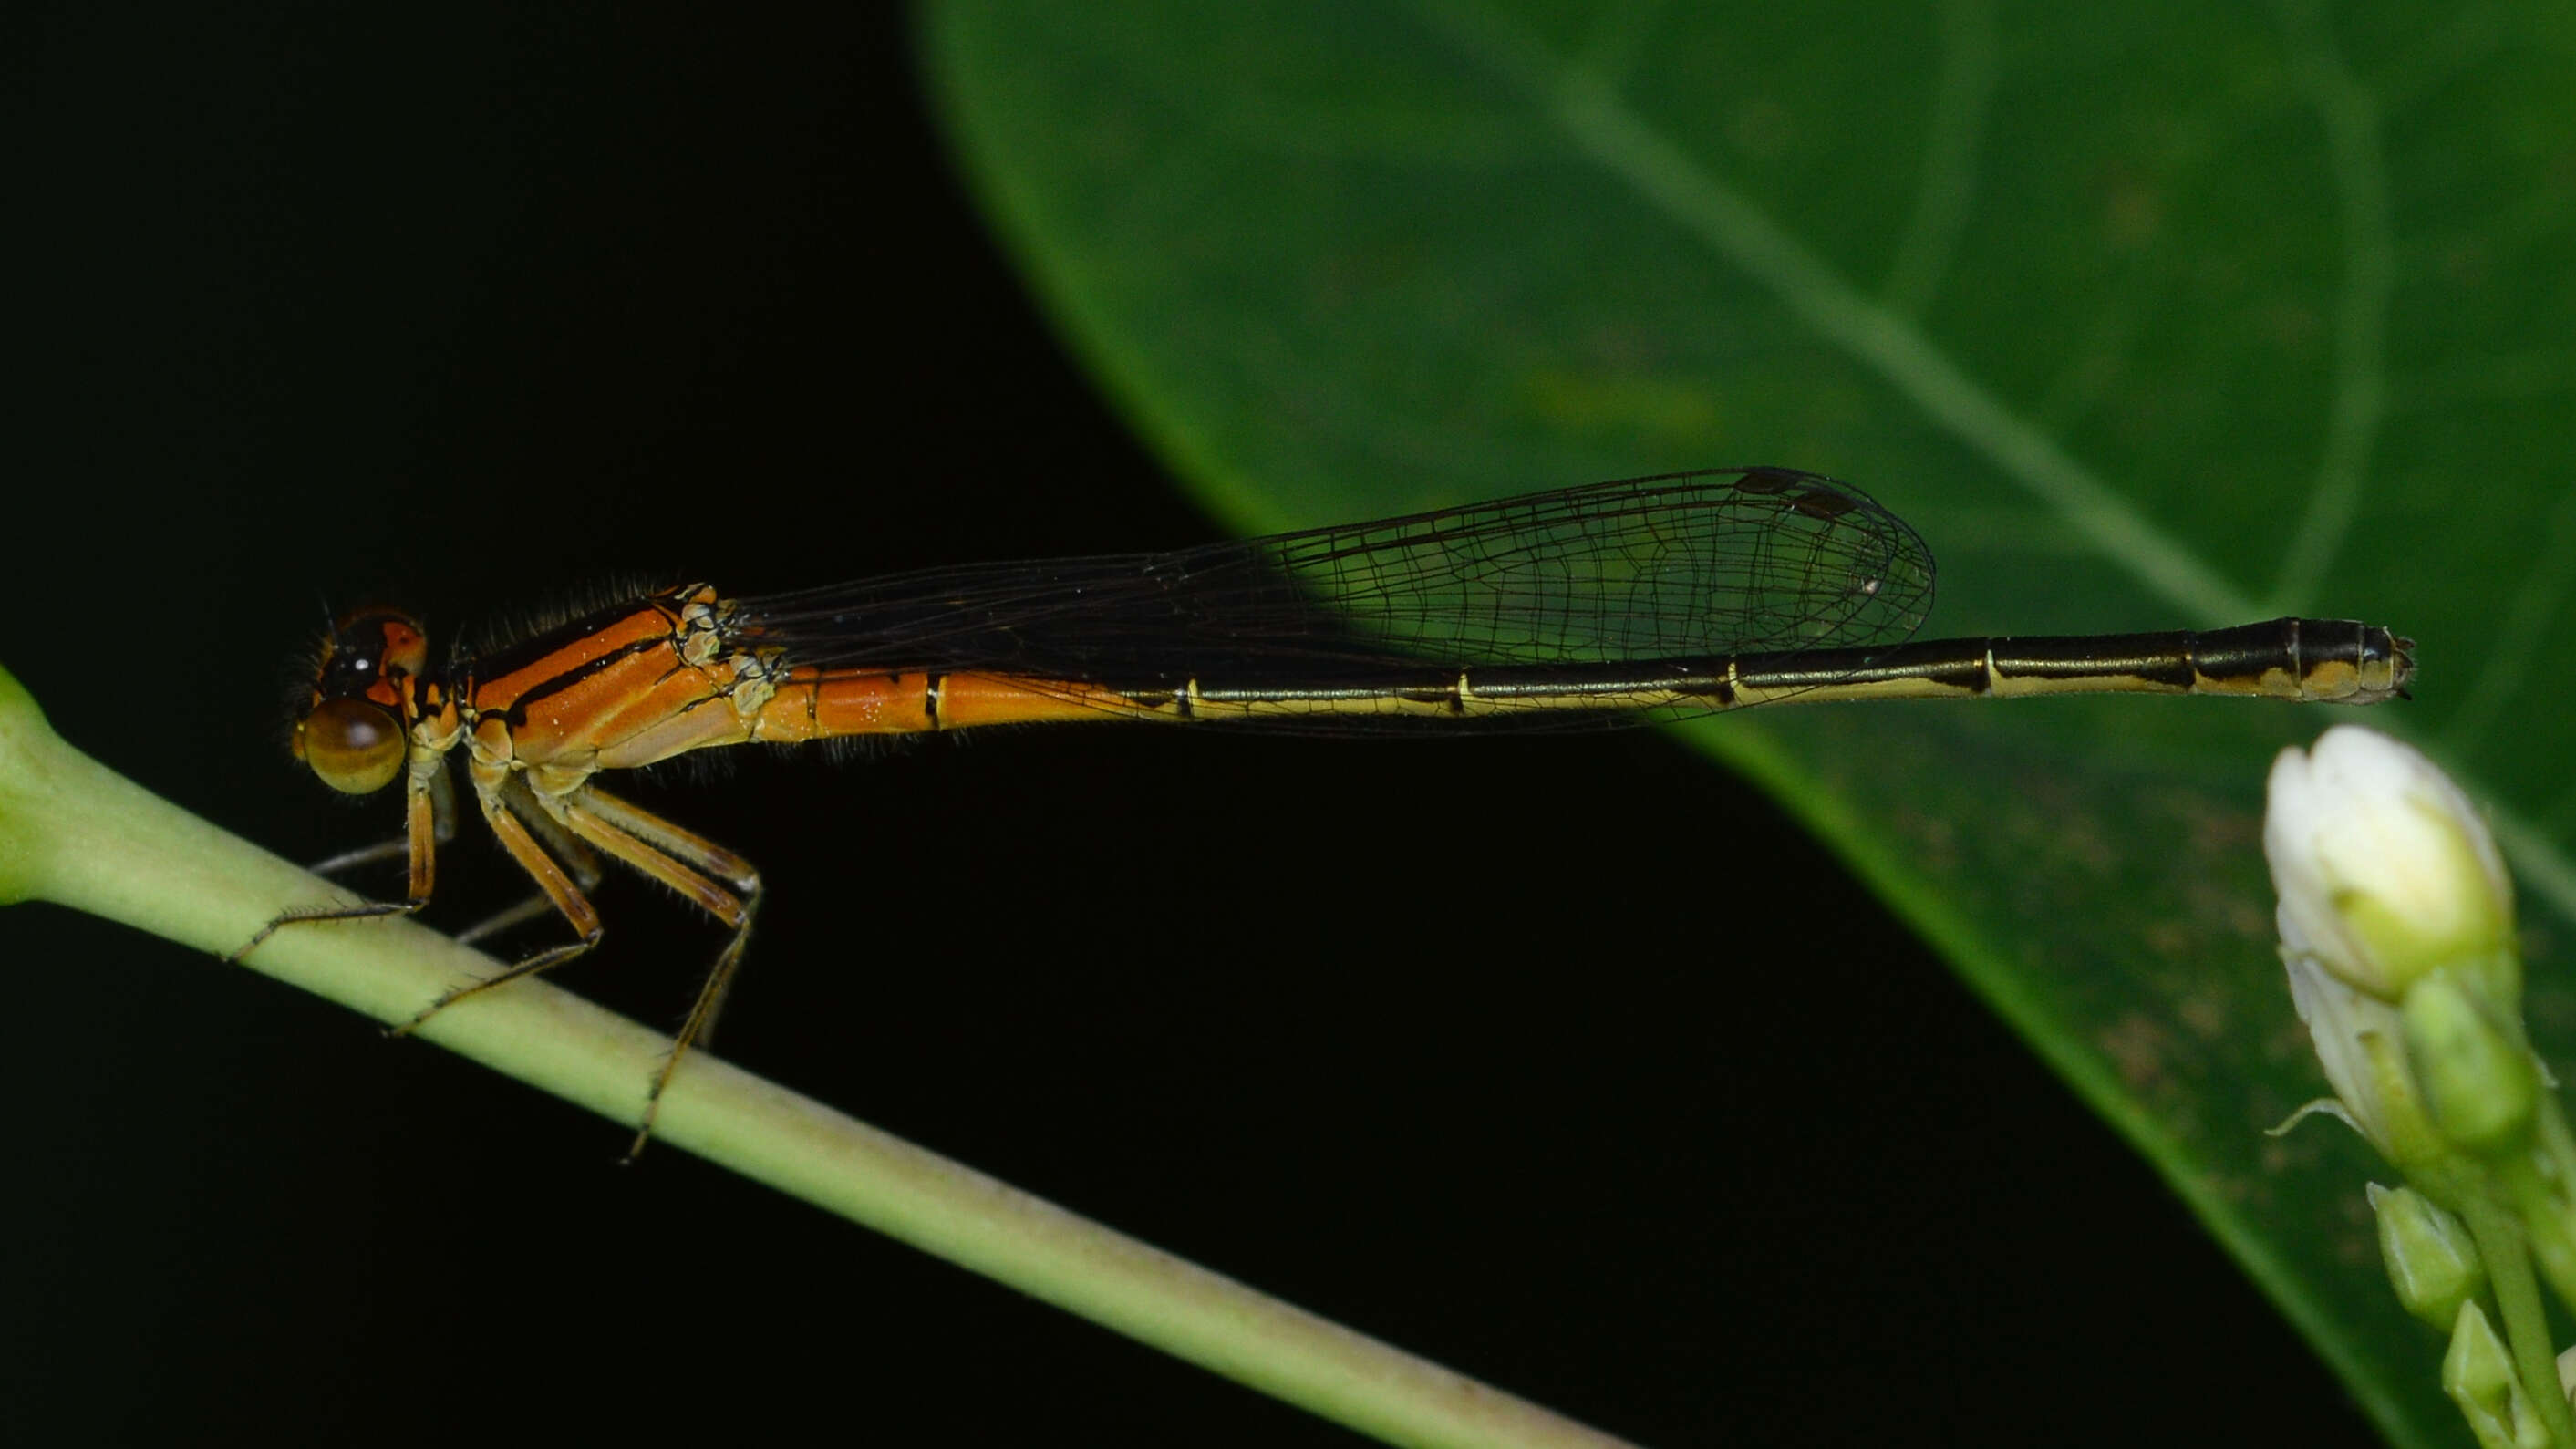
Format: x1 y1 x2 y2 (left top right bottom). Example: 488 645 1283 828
925 3 2576 1443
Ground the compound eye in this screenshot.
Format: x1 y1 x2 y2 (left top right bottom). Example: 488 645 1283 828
297 698 407 794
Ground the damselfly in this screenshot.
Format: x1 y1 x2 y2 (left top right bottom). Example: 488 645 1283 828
239 467 2413 1150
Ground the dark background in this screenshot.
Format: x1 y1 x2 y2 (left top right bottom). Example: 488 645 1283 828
8 8 2376 1444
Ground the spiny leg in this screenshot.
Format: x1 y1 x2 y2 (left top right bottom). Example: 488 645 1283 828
279 768 600 948
302 768 460 879
390 781 604 1035
546 783 761 1159
231 756 453 963
304 835 409 879
451 786 605 950
626 906 759 1163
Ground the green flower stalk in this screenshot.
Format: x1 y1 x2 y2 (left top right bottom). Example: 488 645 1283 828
2265 725 2576 1447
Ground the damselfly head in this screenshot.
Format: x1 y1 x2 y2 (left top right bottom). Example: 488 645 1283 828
287 606 429 794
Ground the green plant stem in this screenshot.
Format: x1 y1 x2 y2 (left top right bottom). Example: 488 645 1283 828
0 660 1629 1449
2507 1100 2576 1312
2458 1193 2576 1446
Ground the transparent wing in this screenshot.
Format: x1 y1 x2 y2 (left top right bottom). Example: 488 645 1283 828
734 467 1935 713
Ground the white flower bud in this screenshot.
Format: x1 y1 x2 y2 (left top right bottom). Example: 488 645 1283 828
2265 727 2512 1000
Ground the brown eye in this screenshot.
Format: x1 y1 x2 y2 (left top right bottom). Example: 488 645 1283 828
297 698 407 794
